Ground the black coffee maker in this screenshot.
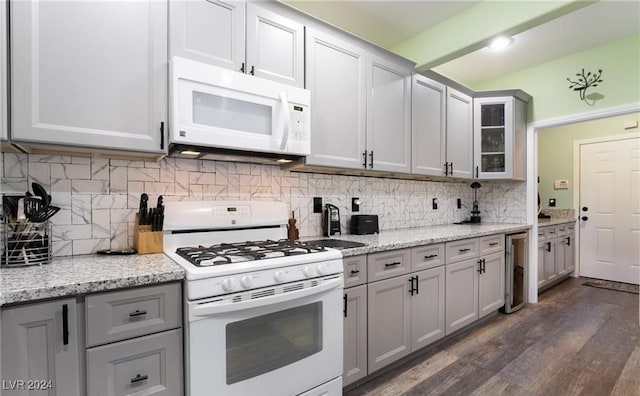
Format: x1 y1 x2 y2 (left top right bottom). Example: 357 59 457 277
470 182 482 223
322 204 341 236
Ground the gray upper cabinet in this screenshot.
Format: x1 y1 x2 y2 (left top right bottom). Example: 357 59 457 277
170 1 304 87
411 75 446 176
473 96 527 180
446 87 474 179
169 0 245 71
2 298 82 396
305 27 366 169
10 0 168 154
366 53 412 173
0 0 7 142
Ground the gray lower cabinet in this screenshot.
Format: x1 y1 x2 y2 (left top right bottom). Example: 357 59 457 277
2 298 82 396
445 237 505 335
538 223 576 291
11 0 168 154
367 247 446 374
86 329 182 396
343 284 367 387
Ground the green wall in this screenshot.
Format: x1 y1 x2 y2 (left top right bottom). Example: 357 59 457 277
537 112 640 209
473 33 640 123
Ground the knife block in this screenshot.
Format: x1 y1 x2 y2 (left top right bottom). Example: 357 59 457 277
134 214 163 254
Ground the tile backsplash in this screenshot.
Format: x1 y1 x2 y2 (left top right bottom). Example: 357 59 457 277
0 152 527 257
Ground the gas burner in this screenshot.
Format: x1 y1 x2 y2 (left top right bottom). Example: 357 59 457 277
175 239 327 267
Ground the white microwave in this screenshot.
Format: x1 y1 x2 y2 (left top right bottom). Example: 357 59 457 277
170 57 311 157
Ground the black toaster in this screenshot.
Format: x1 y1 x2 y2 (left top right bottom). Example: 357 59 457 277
350 215 379 235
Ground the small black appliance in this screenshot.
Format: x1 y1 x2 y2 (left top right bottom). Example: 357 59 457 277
322 204 341 236
350 215 379 235
470 181 482 223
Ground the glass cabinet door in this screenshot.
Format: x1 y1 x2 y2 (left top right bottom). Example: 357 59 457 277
479 104 506 173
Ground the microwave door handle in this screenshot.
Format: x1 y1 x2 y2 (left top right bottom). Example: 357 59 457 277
279 92 291 150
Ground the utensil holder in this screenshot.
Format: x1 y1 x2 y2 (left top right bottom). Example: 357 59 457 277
133 214 163 254
1 217 52 267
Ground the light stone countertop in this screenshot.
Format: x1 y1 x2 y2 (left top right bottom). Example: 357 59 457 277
537 218 577 227
303 223 531 257
0 253 185 306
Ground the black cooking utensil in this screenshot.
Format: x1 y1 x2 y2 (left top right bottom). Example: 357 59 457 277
31 182 50 207
139 193 148 225
27 206 61 222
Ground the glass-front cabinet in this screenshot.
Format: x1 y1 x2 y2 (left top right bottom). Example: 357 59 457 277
473 94 528 180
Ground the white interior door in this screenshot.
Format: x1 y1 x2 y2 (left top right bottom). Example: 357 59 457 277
579 137 640 284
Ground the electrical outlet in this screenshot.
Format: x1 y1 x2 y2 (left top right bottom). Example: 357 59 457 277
432 198 438 210
351 197 360 212
313 197 322 213
457 198 462 209
549 198 556 207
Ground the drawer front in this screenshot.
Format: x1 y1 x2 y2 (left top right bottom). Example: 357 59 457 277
445 238 479 264
86 283 182 347
87 329 183 396
566 223 575 234
545 226 558 239
556 224 567 236
411 243 445 271
344 255 368 288
479 234 504 255
536 227 547 241
367 248 411 282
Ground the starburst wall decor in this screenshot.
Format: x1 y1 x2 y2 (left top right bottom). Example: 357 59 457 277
567 68 604 104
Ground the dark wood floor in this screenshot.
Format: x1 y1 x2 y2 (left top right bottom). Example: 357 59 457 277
344 277 640 396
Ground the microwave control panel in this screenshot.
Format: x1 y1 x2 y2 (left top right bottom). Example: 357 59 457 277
291 105 307 140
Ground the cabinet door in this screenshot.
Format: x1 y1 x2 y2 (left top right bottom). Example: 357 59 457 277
537 242 546 288
564 233 575 272
87 329 183 396
0 0 7 141
473 97 514 179
11 0 167 153
411 75 446 176
343 285 367 387
246 3 304 87
446 87 473 179
555 237 567 276
368 276 411 373
169 0 245 71
445 258 479 335
543 240 557 283
2 299 81 396
367 54 412 173
478 252 506 318
411 267 445 351
305 28 366 169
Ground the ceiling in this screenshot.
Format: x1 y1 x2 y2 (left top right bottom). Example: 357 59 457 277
283 0 640 87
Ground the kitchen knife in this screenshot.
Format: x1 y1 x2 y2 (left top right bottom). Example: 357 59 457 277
139 193 148 225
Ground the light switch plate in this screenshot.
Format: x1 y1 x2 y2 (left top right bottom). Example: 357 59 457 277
554 180 569 189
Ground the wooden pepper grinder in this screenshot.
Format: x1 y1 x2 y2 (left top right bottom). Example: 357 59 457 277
288 210 299 240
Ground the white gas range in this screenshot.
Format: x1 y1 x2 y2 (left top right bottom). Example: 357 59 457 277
163 200 344 396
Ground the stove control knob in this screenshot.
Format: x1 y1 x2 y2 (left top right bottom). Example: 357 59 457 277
274 270 285 283
303 266 315 278
316 263 327 275
240 275 253 289
222 278 236 292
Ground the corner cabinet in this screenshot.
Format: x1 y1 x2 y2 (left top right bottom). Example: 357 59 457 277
10 0 168 154
473 96 527 180
170 1 304 87
2 299 82 396
305 28 412 174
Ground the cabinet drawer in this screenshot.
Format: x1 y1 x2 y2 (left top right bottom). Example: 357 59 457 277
536 227 547 241
445 238 479 264
344 255 368 288
545 226 558 239
87 329 183 396
556 224 567 236
411 243 445 271
479 234 504 255
367 248 411 282
86 283 182 347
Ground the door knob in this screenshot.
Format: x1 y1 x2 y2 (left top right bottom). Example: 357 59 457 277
582 207 588 212
581 216 589 221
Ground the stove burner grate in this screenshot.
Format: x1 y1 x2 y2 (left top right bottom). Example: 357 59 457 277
175 239 328 267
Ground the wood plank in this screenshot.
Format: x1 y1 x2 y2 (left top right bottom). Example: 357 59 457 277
610 346 640 396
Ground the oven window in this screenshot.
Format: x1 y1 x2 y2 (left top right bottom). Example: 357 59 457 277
226 302 323 384
193 90 272 135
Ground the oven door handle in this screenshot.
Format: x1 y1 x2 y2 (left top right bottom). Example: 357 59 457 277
190 276 343 319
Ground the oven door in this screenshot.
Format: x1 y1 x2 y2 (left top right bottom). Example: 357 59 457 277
185 275 343 396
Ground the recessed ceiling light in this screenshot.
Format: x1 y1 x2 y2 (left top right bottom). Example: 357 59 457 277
488 36 513 51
